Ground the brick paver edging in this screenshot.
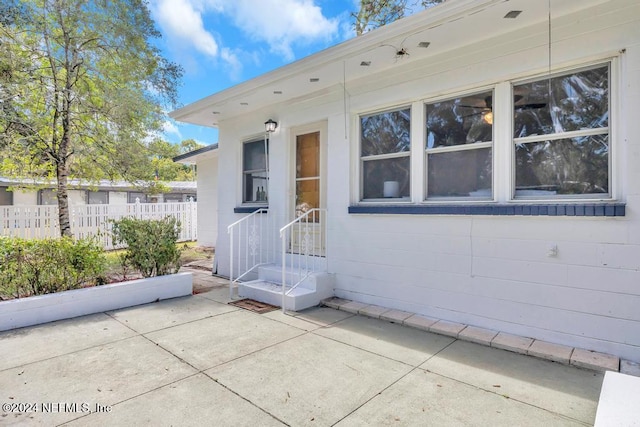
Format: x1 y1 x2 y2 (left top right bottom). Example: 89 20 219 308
322 297 620 374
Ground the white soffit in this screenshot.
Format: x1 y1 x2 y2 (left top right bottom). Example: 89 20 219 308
170 0 610 127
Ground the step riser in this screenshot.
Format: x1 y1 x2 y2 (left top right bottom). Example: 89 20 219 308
238 276 334 312
238 283 313 311
259 267 315 289
284 254 327 271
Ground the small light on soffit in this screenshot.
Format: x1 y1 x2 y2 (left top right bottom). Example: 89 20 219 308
418 41 431 48
273 90 283 94
309 78 320 83
504 10 522 19
360 61 371 67
240 102 248 106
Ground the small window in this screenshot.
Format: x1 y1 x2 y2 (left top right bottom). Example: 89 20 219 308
243 139 269 204
0 187 12 205
87 190 109 204
128 192 147 203
38 189 57 205
425 91 493 199
360 107 411 200
513 64 609 198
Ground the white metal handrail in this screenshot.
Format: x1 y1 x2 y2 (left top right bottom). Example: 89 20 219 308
227 208 274 299
279 208 327 312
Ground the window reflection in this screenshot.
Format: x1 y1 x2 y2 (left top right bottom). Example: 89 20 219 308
425 90 493 199
514 66 608 138
428 148 492 198
361 108 411 156
243 139 269 203
360 107 411 200
514 65 609 197
515 135 609 195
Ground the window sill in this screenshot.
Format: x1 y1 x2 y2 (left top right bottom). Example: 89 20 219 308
234 206 268 214
348 203 625 217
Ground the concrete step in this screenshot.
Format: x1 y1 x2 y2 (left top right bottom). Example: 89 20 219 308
238 261 334 311
238 280 321 311
283 254 327 272
258 264 315 289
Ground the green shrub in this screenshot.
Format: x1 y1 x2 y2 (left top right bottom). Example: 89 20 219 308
111 217 182 278
0 237 106 299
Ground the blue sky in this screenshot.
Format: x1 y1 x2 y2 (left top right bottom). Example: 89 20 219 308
150 0 360 147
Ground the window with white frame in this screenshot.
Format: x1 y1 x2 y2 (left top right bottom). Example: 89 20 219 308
513 64 610 198
243 138 269 204
425 90 493 199
360 107 411 200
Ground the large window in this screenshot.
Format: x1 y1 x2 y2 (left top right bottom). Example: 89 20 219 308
425 91 493 199
360 107 411 200
243 138 269 204
513 65 609 198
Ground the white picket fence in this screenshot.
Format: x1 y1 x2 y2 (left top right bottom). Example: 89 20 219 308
0 201 197 250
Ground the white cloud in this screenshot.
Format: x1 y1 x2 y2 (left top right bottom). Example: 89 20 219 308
220 47 242 79
224 0 339 60
162 120 183 139
153 0 340 65
153 0 219 57
150 0 345 80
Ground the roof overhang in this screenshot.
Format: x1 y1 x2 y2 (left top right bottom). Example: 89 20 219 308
170 0 610 128
0 177 196 192
173 143 219 165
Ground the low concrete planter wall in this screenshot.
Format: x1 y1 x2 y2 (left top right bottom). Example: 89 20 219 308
0 272 193 332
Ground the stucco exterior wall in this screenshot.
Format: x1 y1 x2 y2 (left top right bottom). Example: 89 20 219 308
197 155 218 247
11 189 37 205
109 191 128 204
216 1 640 361
68 190 86 205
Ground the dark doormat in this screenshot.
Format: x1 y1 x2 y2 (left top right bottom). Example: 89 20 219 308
229 298 279 314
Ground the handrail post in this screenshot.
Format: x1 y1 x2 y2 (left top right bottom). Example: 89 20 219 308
227 208 272 296
281 229 286 313
229 228 234 300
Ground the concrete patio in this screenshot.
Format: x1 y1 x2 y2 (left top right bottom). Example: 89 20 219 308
1 269 604 426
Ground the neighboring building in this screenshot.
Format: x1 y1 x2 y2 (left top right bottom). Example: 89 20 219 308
0 177 196 206
174 144 219 248
171 0 640 363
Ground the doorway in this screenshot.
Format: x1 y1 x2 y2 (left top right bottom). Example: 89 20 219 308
290 129 326 256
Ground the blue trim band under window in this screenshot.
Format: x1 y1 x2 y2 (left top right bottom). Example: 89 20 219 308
348 203 625 217
234 206 268 214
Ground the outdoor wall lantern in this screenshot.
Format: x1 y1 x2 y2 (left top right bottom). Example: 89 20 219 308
264 119 278 133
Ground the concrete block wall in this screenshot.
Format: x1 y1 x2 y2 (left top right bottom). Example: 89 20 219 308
215 0 640 361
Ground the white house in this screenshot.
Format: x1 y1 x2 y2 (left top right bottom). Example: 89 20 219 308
174 144 219 248
171 0 640 363
0 177 196 206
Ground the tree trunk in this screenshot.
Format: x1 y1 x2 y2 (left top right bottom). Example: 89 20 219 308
57 93 73 238
56 159 72 238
